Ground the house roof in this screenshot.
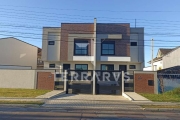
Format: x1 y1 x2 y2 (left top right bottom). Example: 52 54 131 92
0 37 40 49
158 65 180 73
148 48 174 63
158 48 174 56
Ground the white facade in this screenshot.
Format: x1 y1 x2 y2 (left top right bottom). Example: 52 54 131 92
143 60 163 71
0 38 38 69
163 47 180 69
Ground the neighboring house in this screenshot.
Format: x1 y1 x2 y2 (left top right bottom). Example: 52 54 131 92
144 48 174 71
0 37 40 69
163 47 180 69
37 48 44 69
42 18 144 72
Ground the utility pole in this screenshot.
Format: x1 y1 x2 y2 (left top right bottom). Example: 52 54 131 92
151 38 154 71
135 19 136 28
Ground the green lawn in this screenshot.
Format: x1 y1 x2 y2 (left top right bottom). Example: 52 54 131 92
0 101 44 105
0 88 51 97
140 88 180 102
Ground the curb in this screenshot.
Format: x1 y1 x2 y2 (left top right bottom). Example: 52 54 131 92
142 108 180 111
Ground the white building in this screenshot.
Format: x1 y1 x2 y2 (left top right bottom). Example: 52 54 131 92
144 48 174 71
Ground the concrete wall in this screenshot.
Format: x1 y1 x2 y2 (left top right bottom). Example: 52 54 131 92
163 47 180 69
0 69 56 89
42 27 61 61
130 28 144 70
0 70 36 89
0 38 38 69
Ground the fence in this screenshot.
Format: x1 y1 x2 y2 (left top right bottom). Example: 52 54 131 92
0 69 55 90
157 74 180 93
157 67 180 93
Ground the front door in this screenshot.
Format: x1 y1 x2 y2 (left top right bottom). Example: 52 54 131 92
63 64 70 71
119 65 127 72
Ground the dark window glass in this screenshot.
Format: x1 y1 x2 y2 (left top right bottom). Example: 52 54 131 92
101 41 115 55
48 41 55 45
129 65 136 69
49 64 55 68
101 64 114 70
75 64 88 70
74 40 88 55
148 80 154 86
131 42 137 46
56 74 61 78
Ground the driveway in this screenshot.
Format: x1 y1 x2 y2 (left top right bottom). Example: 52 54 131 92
44 94 139 110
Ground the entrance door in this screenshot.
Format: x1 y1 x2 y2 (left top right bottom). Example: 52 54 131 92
119 65 127 72
63 64 70 71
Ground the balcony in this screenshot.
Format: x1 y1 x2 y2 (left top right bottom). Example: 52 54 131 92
100 56 130 62
73 56 94 61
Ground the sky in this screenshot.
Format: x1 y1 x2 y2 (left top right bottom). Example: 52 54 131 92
0 0 180 67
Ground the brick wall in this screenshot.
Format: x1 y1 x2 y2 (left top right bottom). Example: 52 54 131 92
97 23 130 56
37 72 54 90
134 73 155 93
60 23 94 61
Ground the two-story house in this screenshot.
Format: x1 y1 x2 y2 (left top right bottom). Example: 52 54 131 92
42 18 144 73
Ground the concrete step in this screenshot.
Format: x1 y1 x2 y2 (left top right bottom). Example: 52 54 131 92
123 92 151 102
36 90 65 99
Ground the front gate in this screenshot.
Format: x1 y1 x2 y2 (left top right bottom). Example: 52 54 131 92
66 70 93 94
95 70 122 95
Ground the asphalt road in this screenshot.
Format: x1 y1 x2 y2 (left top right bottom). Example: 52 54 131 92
0 105 180 120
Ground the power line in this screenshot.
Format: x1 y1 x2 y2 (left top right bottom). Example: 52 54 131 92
1 7 180 24
2 30 180 39
2 11 180 28
0 22 176 34
1 5 180 13
0 32 180 47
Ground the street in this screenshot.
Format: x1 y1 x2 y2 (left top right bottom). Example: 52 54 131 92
0 104 179 120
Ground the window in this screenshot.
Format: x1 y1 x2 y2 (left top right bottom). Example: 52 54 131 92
101 64 114 70
129 65 136 69
148 80 154 86
75 64 88 70
56 74 61 78
74 40 88 55
49 64 55 68
131 42 137 46
48 41 55 45
101 41 115 55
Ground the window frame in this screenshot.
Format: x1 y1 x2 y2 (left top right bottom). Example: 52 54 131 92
49 64 55 68
48 41 55 45
101 64 114 70
75 64 88 70
129 65 136 69
101 41 115 55
131 42 137 46
74 40 89 56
